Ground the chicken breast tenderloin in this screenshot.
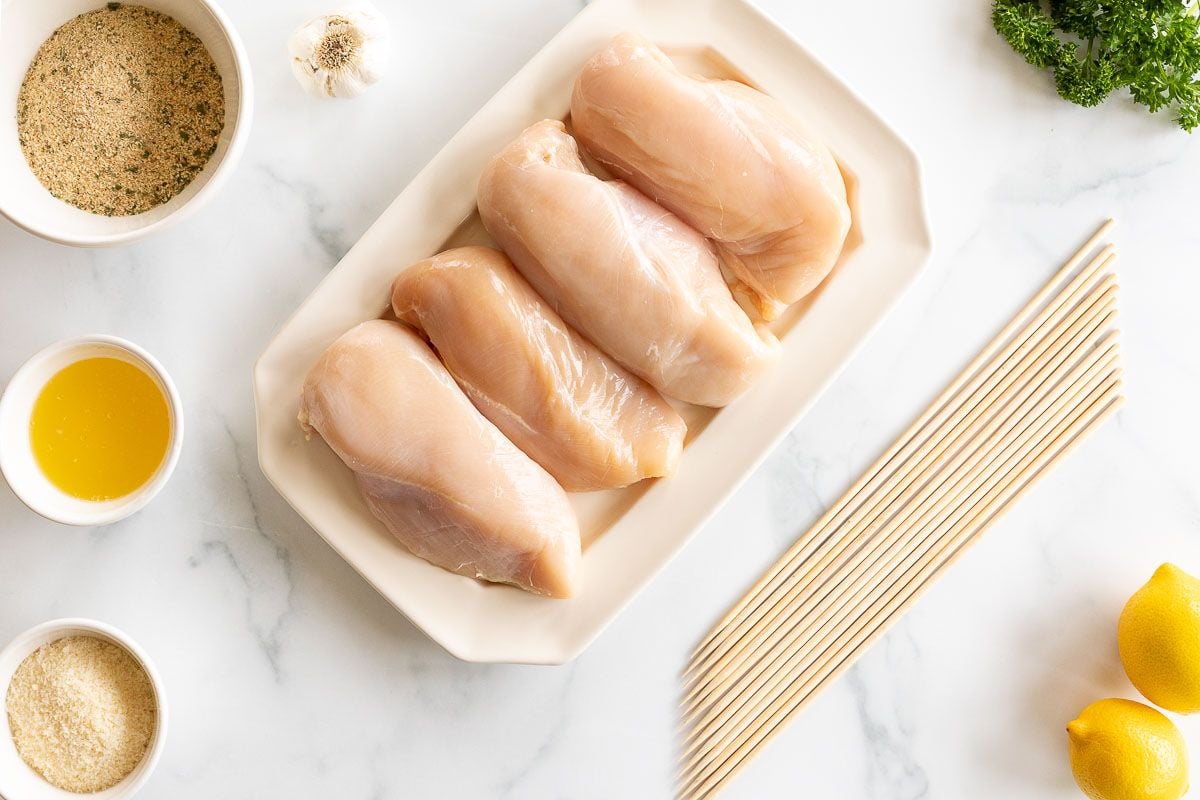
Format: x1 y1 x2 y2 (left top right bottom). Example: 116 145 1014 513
571 32 852 320
477 120 777 408
299 320 582 598
392 246 685 491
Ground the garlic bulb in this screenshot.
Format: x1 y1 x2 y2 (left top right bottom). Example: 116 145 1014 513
288 3 390 99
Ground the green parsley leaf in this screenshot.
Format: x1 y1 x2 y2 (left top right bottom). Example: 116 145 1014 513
992 0 1200 131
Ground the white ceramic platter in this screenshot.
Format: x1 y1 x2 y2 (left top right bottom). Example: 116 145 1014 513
254 0 932 664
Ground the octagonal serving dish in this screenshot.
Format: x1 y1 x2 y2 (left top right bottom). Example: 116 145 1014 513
254 0 932 664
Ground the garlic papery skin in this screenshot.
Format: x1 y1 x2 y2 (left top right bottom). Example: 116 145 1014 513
289 3 390 99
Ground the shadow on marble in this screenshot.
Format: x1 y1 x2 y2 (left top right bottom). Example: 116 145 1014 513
982 592 1128 792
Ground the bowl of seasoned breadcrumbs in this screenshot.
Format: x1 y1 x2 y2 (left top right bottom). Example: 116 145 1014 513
0 0 252 246
0 618 167 800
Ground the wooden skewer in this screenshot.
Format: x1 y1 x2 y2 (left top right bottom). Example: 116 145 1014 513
685 267 1117 692
683 314 1118 732
691 296 1118 714
680 373 1119 781
686 284 1117 710
680 383 1124 799
683 389 1124 800
680 352 1120 765
686 326 1119 731
687 233 1116 675
681 225 1123 798
688 222 1113 668
681 369 1121 770
686 272 1115 698
681 376 1118 796
687 254 1114 686
682 338 1120 751
680 347 1121 772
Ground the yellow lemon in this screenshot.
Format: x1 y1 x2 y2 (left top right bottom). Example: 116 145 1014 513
1067 698 1189 800
1118 563 1200 714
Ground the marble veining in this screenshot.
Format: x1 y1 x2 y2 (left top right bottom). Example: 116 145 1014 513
3 0 1200 797
846 630 929 800
258 165 351 262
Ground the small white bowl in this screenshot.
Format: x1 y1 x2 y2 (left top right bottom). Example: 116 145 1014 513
0 0 254 247
0 335 184 526
0 619 168 800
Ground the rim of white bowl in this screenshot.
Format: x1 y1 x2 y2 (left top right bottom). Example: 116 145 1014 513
0 0 255 247
0 334 185 526
0 618 169 800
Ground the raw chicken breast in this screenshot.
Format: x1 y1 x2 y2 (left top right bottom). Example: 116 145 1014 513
570 33 852 320
298 320 581 598
477 120 777 408
392 246 685 491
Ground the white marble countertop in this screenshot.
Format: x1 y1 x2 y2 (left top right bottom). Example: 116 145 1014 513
3 0 1200 797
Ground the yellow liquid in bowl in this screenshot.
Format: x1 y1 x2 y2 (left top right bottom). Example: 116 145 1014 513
30 357 171 501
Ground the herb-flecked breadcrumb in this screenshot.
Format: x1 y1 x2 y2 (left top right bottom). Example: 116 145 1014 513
16 3 225 215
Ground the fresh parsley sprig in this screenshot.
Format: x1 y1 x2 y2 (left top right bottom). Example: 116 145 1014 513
992 0 1200 131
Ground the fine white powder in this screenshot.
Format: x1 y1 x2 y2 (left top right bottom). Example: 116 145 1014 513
5 635 156 793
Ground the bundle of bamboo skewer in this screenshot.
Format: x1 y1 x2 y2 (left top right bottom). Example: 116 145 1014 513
678 221 1124 799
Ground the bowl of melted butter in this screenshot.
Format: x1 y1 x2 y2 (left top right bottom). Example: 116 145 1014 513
0 335 183 525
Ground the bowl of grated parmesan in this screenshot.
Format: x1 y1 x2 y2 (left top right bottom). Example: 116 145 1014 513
0 618 167 800
0 0 253 247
